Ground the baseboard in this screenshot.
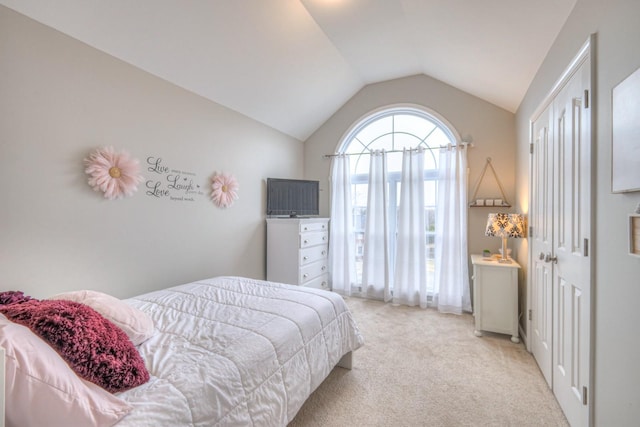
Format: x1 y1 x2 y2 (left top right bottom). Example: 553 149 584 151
519 324 529 351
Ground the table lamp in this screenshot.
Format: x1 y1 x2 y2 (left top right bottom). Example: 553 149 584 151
485 213 526 263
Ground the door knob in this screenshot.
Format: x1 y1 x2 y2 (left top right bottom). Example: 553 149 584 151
544 253 558 264
539 252 545 260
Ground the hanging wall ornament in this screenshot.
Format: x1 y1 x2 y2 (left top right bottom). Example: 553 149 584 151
84 146 144 200
211 172 239 208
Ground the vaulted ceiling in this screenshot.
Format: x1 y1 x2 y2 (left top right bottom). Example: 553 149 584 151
0 0 576 140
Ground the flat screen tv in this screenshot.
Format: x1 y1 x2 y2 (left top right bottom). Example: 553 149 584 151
267 178 319 217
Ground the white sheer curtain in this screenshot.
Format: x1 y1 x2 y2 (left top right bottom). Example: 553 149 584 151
363 151 391 302
393 149 428 308
434 144 471 314
329 154 356 296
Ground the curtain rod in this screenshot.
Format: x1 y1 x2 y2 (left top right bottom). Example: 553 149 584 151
322 142 474 158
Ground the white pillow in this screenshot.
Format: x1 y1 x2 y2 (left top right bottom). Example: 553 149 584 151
0 314 133 427
49 290 154 345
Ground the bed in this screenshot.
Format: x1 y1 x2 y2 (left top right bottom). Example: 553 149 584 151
0 276 364 427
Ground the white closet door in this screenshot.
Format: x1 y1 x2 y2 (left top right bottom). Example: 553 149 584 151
551 53 591 427
530 103 554 387
529 38 592 427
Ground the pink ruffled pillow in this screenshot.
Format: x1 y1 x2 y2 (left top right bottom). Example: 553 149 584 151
49 290 155 345
0 290 33 305
0 299 149 393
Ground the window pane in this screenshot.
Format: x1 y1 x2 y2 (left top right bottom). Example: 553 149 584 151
424 127 451 149
394 114 436 138
352 184 367 286
387 151 404 173
355 116 392 146
345 138 367 154
424 149 438 170
353 205 366 285
424 179 437 206
352 153 371 175
393 132 423 150
353 183 368 207
366 133 393 152
426 232 435 260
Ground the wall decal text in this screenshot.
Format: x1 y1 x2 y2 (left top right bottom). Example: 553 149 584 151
144 156 205 202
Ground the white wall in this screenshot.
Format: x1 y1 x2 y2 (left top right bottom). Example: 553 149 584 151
515 0 640 423
304 73 518 304
0 6 303 299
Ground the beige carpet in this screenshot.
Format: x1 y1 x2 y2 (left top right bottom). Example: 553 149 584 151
289 297 568 427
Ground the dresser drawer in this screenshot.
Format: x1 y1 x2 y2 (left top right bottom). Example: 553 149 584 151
300 245 328 266
303 273 329 289
300 222 328 233
266 218 330 287
300 260 328 283
299 231 328 248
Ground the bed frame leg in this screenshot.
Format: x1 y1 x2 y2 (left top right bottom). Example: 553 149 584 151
337 351 353 370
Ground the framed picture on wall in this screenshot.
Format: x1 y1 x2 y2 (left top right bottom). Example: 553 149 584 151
612 66 640 193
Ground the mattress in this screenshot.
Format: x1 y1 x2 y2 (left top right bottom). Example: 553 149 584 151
116 276 364 426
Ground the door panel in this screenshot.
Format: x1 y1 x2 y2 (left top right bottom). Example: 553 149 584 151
530 103 553 387
552 56 591 427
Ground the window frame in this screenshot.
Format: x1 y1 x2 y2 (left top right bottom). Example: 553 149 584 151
336 104 461 290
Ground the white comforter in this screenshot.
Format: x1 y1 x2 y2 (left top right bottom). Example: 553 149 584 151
116 276 364 426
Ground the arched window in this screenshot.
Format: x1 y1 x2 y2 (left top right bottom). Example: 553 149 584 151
337 105 459 289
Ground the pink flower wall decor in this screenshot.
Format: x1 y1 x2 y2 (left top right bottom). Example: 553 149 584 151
84 146 144 200
211 173 239 208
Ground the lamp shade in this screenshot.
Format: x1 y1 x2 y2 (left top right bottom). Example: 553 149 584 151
485 213 526 239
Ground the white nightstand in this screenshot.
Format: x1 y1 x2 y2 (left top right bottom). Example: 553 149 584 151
471 254 521 343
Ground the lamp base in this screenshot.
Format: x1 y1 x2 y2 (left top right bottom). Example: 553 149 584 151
499 236 512 263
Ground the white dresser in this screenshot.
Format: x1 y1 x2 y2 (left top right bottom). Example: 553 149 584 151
471 254 521 343
266 218 329 289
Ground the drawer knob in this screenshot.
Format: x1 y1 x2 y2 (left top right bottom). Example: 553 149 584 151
304 240 309 244
303 274 309 278
322 236 326 241
321 251 326 255
321 266 326 271
303 256 308 260
321 281 327 287
304 227 308 231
